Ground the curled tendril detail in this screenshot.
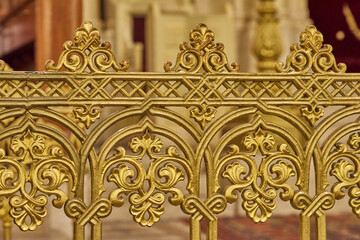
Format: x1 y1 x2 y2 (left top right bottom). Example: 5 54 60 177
324 134 360 216
45 21 128 73
104 133 192 227
276 25 346 74
219 128 301 223
164 24 239 73
0 131 76 231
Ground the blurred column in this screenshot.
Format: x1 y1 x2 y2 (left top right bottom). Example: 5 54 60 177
35 0 82 70
253 0 282 72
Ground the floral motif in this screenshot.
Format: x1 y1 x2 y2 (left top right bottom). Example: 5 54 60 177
105 133 190 227
221 128 300 223
190 104 216 129
0 130 76 231
301 105 324 126
73 105 101 129
243 128 276 155
325 133 360 217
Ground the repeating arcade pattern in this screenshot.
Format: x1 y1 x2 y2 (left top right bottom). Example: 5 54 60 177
0 21 359 240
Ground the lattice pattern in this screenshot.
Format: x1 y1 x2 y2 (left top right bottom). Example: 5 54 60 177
0 22 359 240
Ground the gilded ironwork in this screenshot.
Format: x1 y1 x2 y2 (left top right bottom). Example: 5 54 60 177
276 25 347 73
164 23 240 73
0 21 360 240
0 129 76 231
73 105 101 129
301 104 324 126
105 131 191 227
45 21 129 73
221 128 301 222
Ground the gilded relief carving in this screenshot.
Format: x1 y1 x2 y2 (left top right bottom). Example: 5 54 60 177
0 21 359 240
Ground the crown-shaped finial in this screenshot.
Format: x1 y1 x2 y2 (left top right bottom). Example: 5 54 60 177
164 23 239 73
45 21 129 73
276 25 346 74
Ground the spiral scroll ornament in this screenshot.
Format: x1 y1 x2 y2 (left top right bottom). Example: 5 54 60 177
103 132 192 227
276 25 346 74
0 130 76 231
45 21 129 73
325 133 360 216
164 23 240 73
220 128 301 223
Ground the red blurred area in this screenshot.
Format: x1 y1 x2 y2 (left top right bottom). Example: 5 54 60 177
309 0 360 72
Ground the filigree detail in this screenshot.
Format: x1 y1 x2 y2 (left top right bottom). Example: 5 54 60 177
0 130 76 231
104 132 190 227
276 25 347 73
164 23 239 73
220 128 301 223
291 191 335 217
190 104 216 129
301 105 324 126
181 194 226 220
65 198 112 226
45 21 129 73
324 133 360 216
73 105 101 129
243 128 276 155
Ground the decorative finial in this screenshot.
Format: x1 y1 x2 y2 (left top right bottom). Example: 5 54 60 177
164 23 240 73
276 25 346 74
0 60 13 71
45 21 129 73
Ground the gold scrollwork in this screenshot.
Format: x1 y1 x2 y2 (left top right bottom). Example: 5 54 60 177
181 194 226 221
164 23 240 73
0 130 76 231
220 128 301 223
45 21 129 73
65 198 112 226
73 105 101 129
190 104 216 129
103 132 191 227
276 25 347 74
325 133 360 216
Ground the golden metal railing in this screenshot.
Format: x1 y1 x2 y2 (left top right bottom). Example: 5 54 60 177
0 21 358 240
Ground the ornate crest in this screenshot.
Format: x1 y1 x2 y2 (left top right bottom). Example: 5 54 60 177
164 23 240 73
45 21 129 73
276 25 346 74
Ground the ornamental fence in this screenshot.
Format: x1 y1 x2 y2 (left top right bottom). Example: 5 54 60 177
0 21 358 240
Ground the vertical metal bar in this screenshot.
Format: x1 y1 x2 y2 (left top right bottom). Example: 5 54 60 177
3 219 11 240
300 215 310 240
314 148 327 240
316 214 327 240
92 222 102 240
190 217 201 240
74 222 85 240
207 219 218 240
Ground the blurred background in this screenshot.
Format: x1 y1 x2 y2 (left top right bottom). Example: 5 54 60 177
0 0 359 73
0 0 360 239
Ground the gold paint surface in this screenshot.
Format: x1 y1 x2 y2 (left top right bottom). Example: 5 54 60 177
0 22 359 240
